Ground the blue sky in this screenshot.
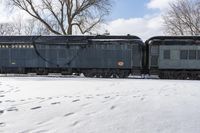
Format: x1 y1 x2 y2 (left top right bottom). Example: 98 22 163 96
110 0 159 20
105 0 175 39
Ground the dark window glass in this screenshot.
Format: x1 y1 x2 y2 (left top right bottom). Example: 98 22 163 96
197 50 200 60
164 50 170 59
189 50 196 60
180 50 188 60
151 47 158 54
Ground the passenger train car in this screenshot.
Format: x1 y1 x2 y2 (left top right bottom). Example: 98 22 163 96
146 36 200 79
0 35 144 78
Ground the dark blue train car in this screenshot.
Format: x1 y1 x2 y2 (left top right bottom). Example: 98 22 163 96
0 35 144 78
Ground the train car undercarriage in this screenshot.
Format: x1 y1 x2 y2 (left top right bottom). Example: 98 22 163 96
0 67 142 78
158 70 200 80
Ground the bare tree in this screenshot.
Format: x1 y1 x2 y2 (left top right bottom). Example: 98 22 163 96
163 0 200 35
0 23 15 35
0 18 51 36
24 19 36 35
24 18 51 35
7 0 111 35
12 14 23 35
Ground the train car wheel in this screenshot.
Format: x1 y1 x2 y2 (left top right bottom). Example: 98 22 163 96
36 69 48 75
96 74 101 78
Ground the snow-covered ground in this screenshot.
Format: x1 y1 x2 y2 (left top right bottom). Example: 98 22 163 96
1 77 200 133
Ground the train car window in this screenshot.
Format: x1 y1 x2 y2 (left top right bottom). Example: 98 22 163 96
189 50 196 60
69 45 79 50
120 45 123 50
77 46 80 49
180 50 188 60
106 44 111 50
151 47 159 55
120 44 128 50
163 50 170 59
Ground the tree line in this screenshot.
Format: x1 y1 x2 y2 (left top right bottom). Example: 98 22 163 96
163 0 200 35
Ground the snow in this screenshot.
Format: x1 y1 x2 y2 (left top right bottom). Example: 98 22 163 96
1 77 200 133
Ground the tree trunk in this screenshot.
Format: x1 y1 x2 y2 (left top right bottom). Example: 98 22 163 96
67 24 72 35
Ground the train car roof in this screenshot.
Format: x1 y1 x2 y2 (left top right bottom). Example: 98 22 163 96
146 36 200 42
145 36 200 45
0 35 142 44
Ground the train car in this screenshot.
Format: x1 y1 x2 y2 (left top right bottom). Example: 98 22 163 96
0 35 144 78
146 36 200 79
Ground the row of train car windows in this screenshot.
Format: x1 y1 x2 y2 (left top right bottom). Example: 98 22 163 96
0 45 34 49
164 50 200 60
180 50 200 60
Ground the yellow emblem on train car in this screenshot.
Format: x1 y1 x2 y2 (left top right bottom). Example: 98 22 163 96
117 61 124 66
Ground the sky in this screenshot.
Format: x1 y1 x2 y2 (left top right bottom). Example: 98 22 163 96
104 0 177 40
110 0 157 20
0 0 176 40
